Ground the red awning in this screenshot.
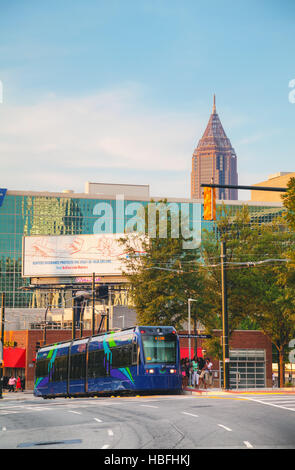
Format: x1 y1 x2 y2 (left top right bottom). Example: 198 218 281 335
3 348 26 368
180 347 203 359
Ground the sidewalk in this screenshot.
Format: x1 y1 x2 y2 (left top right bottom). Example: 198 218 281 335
2 387 295 401
0 390 35 401
184 386 295 396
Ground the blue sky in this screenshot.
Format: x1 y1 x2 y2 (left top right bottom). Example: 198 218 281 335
0 0 294 199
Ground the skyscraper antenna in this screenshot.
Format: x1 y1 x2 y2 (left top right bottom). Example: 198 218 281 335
213 94 216 113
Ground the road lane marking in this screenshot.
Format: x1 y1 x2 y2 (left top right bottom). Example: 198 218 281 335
108 430 114 437
244 441 253 448
2 427 7 431
251 397 295 402
140 405 159 408
102 444 110 449
203 396 246 401
218 424 232 432
94 418 103 423
182 412 199 418
68 410 82 415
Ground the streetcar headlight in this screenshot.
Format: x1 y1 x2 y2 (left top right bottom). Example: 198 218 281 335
149 369 154 374
170 369 176 374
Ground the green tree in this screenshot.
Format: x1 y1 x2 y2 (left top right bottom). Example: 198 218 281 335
120 201 210 332
202 205 295 386
282 177 295 230
282 177 295 285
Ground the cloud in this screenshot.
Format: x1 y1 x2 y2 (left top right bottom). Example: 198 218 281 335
0 84 205 195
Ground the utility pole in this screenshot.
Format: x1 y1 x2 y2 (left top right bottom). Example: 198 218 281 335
0 293 5 399
43 305 50 346
221 242 230 390
188 298 198 361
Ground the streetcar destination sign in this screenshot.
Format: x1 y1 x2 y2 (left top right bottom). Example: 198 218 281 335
178 334 212 339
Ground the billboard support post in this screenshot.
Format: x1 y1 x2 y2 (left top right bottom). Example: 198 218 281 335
72 297 75 340
92 273 95 335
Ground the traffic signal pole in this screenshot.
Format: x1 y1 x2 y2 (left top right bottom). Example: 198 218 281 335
200 183 287 193
201 181 288 390
221 242 230 390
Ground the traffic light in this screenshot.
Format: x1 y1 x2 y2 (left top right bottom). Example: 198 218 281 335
95 285 109 299
203 187 216 221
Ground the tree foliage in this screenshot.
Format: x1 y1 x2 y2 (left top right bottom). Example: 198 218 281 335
120 201 209 330
201 204 295 384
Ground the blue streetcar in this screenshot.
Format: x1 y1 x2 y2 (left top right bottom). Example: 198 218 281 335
34 326 182 398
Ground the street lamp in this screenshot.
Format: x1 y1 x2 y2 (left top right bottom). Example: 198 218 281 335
188 298 198 362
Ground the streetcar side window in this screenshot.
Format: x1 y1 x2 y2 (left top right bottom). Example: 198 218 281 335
111 344 133 368
52 355 68 382
88 349 106 378
35 358 49 378
70 352 86 380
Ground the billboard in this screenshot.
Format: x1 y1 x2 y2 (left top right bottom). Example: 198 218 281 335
22 233 145 277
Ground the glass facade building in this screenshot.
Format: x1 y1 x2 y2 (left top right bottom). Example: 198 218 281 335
0 189 284 309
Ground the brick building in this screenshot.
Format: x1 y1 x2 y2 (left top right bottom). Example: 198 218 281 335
2 328 272 390
179 329 272 389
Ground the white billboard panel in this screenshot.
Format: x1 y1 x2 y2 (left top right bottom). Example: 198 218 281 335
22 233 145 277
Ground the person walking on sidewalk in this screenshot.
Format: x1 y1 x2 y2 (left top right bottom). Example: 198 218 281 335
191 356 199 388
199 358 213 389
8 375 17 392
21 376 25 392
16 376 22 392
205 358 213 387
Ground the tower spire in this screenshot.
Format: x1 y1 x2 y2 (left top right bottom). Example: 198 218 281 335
213 94 216 113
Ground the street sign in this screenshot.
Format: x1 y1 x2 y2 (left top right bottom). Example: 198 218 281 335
178 334 212 339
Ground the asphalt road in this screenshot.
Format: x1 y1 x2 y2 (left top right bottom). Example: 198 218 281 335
1 392 295 450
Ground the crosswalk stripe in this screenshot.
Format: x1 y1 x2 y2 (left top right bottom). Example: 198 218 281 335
244 397 295 411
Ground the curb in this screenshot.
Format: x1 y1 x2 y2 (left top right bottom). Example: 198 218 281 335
0 391 34 400
183 387 295 396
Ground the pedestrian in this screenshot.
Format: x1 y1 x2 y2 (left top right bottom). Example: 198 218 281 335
181 360 186 387
21 376 25 392
3 376 8 390
198 357 212 389
16 376 22 392
191 356 199 388
184 359 190 386
198 356 205 371
8 375 17 392
205 358 213 387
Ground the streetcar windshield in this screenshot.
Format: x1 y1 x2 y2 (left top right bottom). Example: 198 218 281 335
141 334 177 364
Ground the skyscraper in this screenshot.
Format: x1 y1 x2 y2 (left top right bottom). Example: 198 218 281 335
191 96 238 200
